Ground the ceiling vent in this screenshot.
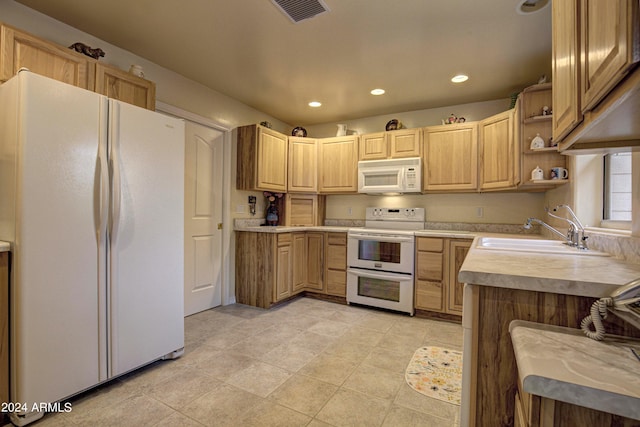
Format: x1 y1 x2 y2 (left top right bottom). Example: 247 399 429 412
271 0 330 23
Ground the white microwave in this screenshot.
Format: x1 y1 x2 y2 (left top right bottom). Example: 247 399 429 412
357 157 422 194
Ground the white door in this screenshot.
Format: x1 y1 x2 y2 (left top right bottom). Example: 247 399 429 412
184 121 223 315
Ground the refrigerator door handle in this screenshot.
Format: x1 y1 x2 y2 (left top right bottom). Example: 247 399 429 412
109 102 122 244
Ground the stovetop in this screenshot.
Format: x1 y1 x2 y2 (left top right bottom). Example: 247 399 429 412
364 207 425 230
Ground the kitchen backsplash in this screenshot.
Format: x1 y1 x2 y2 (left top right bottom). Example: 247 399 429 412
586 231 640 264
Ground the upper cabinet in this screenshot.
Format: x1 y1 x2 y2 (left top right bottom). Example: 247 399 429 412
359 128 421 160
288 137 318 193
479 109 518 191
236 124 288 192
553 0 640 152
94 63 156 110
318 135 359 193
0 23 157 110
0 24 92 89
422 123 478 192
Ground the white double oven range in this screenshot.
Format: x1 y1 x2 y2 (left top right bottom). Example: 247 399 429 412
347 207 425 316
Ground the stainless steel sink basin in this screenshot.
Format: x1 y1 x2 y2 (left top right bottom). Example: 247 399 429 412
476 237 610 256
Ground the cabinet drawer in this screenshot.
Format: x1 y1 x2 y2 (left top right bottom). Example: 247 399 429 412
416 252 443 281
326 245 346 270
417 237 444 252
277 233 292 244
326 270 346 296
327 232 347 245
415 280 443 311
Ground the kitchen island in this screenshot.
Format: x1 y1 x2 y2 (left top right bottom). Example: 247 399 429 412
459 238 640 426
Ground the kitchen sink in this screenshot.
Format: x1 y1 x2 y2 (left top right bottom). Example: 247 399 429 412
475 237 610 256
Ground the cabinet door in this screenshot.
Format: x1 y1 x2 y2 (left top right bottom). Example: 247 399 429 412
288 137 318 192
480 109 516 190
258 127 288 191
0 25 91 88
580 0 640 111
274 235 292 301
359 132 387 160
292 233 307 294
423 123 478 191
305 232 324 291
389 128 421 158
446 240 471 315
94 63 156 110
552 0 582 141
318 136 358 193
415 280 444 312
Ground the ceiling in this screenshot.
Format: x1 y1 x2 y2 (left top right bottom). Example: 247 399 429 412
17 0 552 126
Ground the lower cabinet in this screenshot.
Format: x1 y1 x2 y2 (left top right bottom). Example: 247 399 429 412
324 232 347 297
235 231 344 308
414 237 471 316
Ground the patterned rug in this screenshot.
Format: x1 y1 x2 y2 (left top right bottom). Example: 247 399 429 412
405 346 462 405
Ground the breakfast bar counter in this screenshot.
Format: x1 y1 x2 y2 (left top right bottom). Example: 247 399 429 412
458 237 640 427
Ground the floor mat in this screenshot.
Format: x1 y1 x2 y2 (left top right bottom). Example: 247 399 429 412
405 346 462 405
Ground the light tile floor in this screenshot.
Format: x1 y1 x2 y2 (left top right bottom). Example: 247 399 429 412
9 297 463 426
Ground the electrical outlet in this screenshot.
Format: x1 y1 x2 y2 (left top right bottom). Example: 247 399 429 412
236 204 245 213
347 207 353 216
476 207 484 218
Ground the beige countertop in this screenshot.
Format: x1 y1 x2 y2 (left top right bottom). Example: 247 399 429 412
510 320 640 420
0 241 9 252
459 236 640 298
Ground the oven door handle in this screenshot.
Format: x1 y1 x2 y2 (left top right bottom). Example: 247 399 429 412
347 233 414 243
347 268 412 281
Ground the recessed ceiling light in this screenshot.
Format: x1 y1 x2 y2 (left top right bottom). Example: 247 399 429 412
308 101 322 107
451 75 469 83
370 88 385 95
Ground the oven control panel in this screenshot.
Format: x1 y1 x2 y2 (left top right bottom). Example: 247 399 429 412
365 207 425 222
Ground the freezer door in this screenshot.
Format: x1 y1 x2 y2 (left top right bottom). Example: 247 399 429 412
108 100 185 377
7 73 107 408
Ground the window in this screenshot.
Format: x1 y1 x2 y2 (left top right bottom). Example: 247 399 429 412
603 153 632 225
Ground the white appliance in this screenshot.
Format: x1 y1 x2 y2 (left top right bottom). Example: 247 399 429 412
346 208 425 315
357 157 422 194
0 71 185 426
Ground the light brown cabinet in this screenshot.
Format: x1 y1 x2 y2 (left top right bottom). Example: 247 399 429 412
284 193 324 226
324 232 347 297
446 240 470 314
518 84 568 190
479 109 518 191
274 233 293 301
288 137 318 193
359 129 421 160
422 123 478 192
553 0 640 151
235 231 332 308
415 237 444 312
236 124 288 192
0 24 92 89
414 237 470 316
318 135 359 193
94 63 156 110
305 232 324 292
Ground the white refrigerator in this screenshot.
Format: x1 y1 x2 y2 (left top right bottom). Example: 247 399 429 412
0 71 185 426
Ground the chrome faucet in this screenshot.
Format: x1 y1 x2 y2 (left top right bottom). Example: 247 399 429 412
524 204 588 249
548 204 588 249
